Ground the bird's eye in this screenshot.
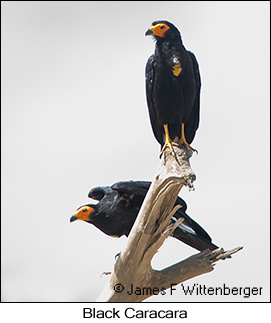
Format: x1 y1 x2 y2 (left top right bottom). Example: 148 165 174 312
160 25 165 30
83 209 87 212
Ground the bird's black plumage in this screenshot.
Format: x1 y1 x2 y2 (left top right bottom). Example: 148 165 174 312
70 181 218 252
145 20 201 153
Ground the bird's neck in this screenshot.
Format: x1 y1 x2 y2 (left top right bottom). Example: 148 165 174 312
155 39 185 61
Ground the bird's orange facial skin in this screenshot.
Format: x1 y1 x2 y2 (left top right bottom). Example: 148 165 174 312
73 206 93 222
149 23 170 38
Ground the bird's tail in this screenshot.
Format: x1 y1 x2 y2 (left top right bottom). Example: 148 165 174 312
172 227 218 252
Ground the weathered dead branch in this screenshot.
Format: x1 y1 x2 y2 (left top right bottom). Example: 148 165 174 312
96 146 242 302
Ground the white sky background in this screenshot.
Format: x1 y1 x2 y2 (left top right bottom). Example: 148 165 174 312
1 1 270 304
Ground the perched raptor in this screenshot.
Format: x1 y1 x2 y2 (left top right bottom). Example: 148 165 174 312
145 20 201 156
70 181 217 252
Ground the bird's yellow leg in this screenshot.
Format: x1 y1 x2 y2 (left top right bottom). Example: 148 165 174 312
179 123 197 153
100 272 111 277
160 124 179 157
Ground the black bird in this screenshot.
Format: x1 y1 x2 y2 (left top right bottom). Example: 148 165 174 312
70 181 218 252
145 21 201 155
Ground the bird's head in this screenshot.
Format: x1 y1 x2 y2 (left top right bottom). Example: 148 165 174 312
70 204 95 223
145 20 181 40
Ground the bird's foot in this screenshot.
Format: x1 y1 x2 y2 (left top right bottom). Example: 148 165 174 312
100 272 111 277
160 140 179 159
179 139 198 154
179 122 198 154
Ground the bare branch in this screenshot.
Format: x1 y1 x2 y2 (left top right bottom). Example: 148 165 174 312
96 147 242 302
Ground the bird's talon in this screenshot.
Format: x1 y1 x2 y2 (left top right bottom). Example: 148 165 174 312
160 142 178 158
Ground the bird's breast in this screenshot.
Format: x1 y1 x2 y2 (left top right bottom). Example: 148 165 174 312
172 57 182 77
